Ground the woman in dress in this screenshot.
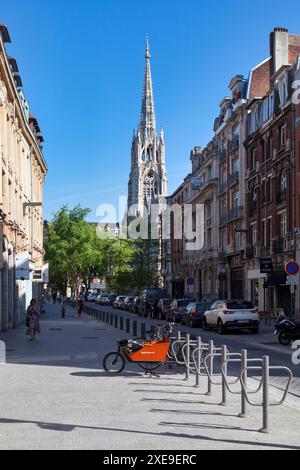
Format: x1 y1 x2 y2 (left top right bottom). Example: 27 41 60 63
26 299 41 341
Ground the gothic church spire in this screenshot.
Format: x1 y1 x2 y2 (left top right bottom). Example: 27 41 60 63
140 35 156 140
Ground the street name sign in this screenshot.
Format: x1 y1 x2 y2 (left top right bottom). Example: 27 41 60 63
260 258 273 274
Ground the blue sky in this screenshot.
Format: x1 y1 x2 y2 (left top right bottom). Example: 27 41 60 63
1 0 300 221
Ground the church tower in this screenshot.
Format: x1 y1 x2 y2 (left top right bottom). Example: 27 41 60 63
128 37 168 216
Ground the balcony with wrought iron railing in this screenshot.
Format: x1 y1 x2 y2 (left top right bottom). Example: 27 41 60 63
219 149 226 164
229 171 239 186
227 205 243 222
219 213 227 227
276 190 287 205
230 135 239 153
219 181 227 195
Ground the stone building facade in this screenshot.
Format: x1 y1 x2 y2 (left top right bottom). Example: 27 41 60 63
168 28 300 318
0 24 47 331
244 28 300 316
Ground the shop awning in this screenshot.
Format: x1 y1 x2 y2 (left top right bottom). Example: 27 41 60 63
264 271 287 287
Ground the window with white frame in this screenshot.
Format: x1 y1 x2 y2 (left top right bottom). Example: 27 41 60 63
279 211 287 238
250 222 257 245
262 219 266 246
280 124 286 147
262 98 269 122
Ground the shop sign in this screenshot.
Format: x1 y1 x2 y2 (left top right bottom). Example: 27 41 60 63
260 258 273 274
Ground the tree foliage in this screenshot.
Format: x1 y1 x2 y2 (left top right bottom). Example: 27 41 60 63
44 205 138 294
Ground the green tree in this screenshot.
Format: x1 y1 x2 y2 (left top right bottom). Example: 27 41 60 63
44 205 138 294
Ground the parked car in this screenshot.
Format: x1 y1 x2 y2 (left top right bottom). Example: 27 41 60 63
181 301 211 328
113 295 127 309
167 299 195 323
203 300 260 334
140 288 168 316
123 296 135 311
98 294 110 305
157 298 172 320
87 293 98 303
108 294 117 306
131 296 140 314
103 295 112 305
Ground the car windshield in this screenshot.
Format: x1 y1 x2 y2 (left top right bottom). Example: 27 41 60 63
226 301 254 310
162 299 171 305
178 300 191 307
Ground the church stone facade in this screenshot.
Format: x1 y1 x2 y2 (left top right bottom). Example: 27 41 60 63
128 38 168 217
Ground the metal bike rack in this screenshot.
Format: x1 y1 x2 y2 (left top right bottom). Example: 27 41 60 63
221 350 264 418
239 355 293 433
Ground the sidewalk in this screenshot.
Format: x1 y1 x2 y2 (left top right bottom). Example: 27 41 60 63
0 303 300 450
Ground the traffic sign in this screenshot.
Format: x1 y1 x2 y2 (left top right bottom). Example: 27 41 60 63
286 276 297 285
285 261 299 276
187 277 194 286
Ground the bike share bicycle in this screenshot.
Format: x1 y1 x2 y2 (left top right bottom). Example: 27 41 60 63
102 323 184 375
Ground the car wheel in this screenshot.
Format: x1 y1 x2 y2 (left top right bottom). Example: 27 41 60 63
218 320 226 335
278 332 292 346
202 317 210 331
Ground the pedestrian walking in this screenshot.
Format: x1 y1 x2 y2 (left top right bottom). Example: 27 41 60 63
77 299 84 318
61 297 66 319
26 299 41 342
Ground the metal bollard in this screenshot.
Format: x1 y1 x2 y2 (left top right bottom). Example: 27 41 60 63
239 349 248 418
114 315 118 328
141 323 146 340
110 314 114 326
184 334 190 381
260 356 270 434
194 337 202 388
106 312 109 324
205 340 214 396
220 345 227 406
133 321 138 337
126 319 130 334
120 317 124 331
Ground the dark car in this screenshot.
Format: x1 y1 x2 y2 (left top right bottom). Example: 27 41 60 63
113 296 127 309
181 301 211 328
123 296 135 311
131 296 141 314
167 299 195 323
140 288 168 316
157 298 172 320
108 294 117 306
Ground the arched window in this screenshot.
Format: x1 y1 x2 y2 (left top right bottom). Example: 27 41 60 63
142 146 153 162
143 172 158 201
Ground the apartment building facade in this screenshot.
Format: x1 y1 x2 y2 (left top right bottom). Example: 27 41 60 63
0 24 47 331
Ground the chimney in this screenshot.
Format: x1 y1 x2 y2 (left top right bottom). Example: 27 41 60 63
270 27 289 75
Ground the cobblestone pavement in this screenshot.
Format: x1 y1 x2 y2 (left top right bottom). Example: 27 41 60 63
0 303 300 450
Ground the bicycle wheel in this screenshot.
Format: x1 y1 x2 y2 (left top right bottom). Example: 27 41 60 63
137 362 162 372
103 352 125 374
